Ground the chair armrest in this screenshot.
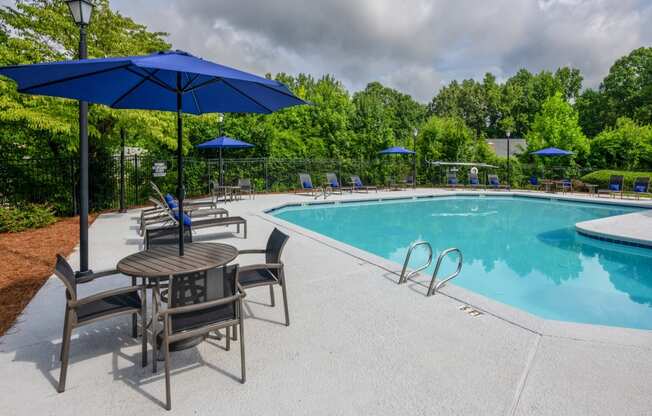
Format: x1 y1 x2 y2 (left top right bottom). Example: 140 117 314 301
70 285 142 307
238 249 267 255
76 269 122 284
159 294 241 316
239 263 283 273
237 283 247 298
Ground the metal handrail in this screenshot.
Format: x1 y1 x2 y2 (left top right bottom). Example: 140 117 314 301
398 241 433 284
427 248 463 296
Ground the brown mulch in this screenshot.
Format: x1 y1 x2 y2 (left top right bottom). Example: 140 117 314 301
0 215 97 336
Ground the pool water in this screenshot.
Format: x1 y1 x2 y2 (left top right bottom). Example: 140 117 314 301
273 196 652 330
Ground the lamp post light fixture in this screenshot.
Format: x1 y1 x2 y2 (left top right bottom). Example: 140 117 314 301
413 128 419 188
66 0 94 276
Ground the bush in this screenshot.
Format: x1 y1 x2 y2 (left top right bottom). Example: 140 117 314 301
580 170 652 189
0 203 56 233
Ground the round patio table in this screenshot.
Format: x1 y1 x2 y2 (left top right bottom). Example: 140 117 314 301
117 242 238 354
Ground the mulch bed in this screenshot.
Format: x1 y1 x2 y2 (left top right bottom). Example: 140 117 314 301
0 215 97 336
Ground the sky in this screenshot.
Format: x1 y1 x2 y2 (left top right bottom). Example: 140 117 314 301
5 0 652 102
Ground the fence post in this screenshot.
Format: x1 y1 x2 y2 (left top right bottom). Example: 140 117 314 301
70 158 77 216
265 157 269 192
134 155 139 206
119 129 126 212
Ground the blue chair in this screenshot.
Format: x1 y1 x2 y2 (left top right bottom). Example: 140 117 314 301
487 174 507 190
446 173 460 188
297 173 317 195
598 175 624 198
326 173 349 194
468 172 482 189
529 176 540 190
557 178 572 194
633 177 650 199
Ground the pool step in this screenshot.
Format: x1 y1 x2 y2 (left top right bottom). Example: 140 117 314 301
399 240 464 296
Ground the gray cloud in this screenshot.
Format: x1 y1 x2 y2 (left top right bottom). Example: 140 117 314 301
6 0 652 101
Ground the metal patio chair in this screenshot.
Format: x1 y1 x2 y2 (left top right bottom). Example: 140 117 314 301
350 175 378 193
238 178 255 199
53 255 147 393
238 228 291 326
597 175 624 198
154 264 246 410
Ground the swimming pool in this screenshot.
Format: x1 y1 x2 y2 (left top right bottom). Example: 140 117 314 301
272 196 652 330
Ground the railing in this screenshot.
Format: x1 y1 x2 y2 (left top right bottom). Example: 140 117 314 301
426 248 463 296
398 241 433 284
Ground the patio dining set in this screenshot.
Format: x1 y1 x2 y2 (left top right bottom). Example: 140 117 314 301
53 182 291 410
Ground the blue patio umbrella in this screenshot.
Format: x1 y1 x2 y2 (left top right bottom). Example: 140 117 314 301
0 50 306 256
530 147 574 156
378 146 416 155
196 136 254 187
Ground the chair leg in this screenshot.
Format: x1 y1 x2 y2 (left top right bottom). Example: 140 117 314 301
58 311 73 393
131 277 138 338
60 305 69 361
225 326 231 351
164 322 172 410
239 312 246 384
141 286 148 368
231 324 237 341
269 285 275 307
280 272 290 326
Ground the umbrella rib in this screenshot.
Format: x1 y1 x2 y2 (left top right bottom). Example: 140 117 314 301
221 78 273 113
256 82 307 103
182 73 201 91
110 69 161 108
18 63 131 93
125 67 176 93
184 76 223 93
183 72 202 114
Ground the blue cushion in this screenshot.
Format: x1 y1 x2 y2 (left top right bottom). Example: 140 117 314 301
490 178 499 185
303 181 312 189
470 178 479 185
529 177 538 185
164 194 177 209
330 179 339 187
354 178 363 187
448 178 457 184
173 211 192 227
635 185 646 193
609 184 620 191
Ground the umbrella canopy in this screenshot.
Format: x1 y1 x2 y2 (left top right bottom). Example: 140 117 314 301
197 136 254 149
0 50 305 256
530 147 573 156
196 136 254 187
378 146 415 155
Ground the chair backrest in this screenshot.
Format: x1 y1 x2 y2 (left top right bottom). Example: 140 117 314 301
609 175 624 191
299 173 313 189
54 254 77 301
469 172 479 184
326 173 339 188
265 228 290 265
529 176 538 185
634 177 650 192
405 175 414 184
488 175 500 185
351 175 363 187
447 173 457 184
151 181 165 201
166 264 240 334
238 178 251 188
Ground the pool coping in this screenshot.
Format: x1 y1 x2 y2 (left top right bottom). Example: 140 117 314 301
259 190 652 346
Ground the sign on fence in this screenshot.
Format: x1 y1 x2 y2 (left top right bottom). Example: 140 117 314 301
152 161 167 177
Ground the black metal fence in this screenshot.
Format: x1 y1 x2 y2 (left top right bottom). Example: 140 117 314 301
0 155 595 216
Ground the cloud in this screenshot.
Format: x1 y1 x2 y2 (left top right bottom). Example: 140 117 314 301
12 0 652 101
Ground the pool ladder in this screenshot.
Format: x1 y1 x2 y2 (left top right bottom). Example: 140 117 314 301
398 240 463 296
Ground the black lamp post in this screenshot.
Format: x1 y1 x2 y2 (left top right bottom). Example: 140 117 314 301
66 0 94 276
506 130 511 189
413 128 418 188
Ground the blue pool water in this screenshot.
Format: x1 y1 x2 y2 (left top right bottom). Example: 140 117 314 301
273 196 652 330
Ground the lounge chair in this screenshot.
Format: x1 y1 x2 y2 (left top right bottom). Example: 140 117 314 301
487 174 508 190
238 178 255 199
155 264 245 410
557 178 572 194
597 175 624 198
238 228 290 326
53 255 147 393
468 172 483 189
151 181 214 209
446 173 460 189
528 176 541 190
297 173 318 195
403 175 416 188
350 175 378 193
325 172 349 194
632 177 650 199
141 196 228 236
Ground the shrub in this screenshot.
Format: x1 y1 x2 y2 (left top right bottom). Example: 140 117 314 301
0 203 56 233
580 170 652 189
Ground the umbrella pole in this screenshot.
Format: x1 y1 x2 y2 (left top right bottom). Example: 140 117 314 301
219 147 223 187
176 74 185 256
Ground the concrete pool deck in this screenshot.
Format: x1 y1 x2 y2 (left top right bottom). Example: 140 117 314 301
1 188 651 415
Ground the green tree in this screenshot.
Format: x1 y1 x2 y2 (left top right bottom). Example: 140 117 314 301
589 117 652 170
525 92 589 162
417 116 475 162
